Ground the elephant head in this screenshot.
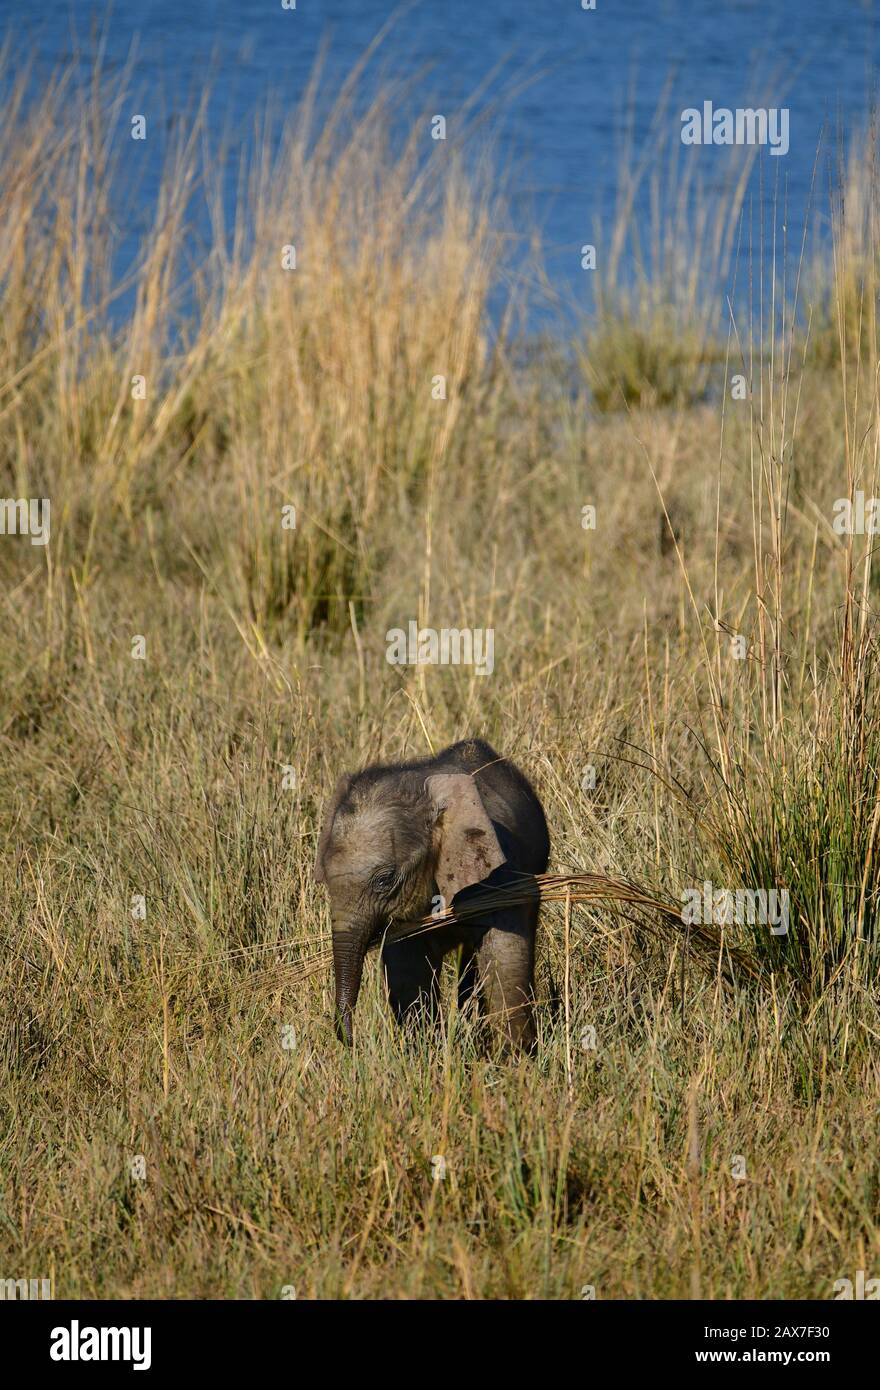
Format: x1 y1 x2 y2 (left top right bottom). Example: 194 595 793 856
314 765 506 1043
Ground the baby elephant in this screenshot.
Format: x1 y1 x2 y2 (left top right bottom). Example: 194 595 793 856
314 738 550 1051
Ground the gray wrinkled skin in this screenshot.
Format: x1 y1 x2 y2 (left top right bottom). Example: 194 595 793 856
314 739 550 1052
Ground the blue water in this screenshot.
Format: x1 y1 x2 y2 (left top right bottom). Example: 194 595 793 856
6 0 880 327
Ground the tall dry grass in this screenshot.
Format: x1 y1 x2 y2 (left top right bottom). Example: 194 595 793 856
579 87 759 411
0 50 877 1298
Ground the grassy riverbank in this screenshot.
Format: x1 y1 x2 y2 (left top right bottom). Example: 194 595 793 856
1 54 878 1297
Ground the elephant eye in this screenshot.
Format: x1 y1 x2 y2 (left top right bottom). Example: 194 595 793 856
371 867 400 896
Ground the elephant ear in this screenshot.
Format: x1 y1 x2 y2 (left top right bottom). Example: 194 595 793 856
314 773 353 884
425 772 506 903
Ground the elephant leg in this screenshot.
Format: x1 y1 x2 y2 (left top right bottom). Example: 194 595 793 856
381 934 447 1028
456 944 479 1012
474 906 537 1053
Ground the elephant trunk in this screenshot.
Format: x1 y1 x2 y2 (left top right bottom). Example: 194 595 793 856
332 926 369 1044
